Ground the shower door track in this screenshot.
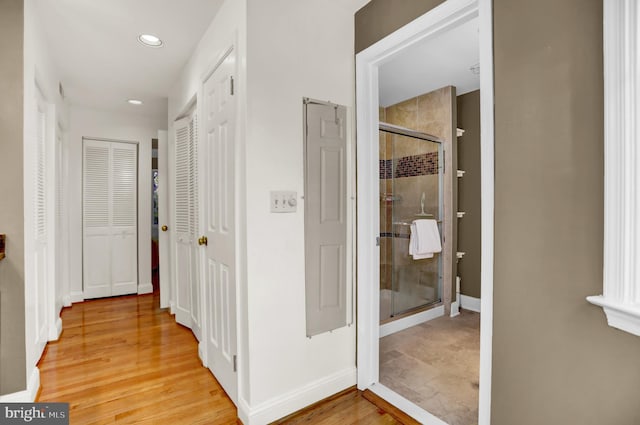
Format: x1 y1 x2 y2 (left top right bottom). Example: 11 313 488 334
379 122 443 144
389 298 443 319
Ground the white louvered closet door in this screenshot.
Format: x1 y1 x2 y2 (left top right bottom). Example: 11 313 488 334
174 117 193 328
83 139 138 299
188 114 201 339
173 114 201 339
34 99 49 357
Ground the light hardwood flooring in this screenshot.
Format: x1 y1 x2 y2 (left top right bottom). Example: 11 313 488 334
380 309 480 425
37 292 402 424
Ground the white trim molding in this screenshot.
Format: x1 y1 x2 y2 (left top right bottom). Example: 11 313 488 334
587 0 640 337
370 383 448 425
242 367 356 425
460 294 481 313
379 305 445 338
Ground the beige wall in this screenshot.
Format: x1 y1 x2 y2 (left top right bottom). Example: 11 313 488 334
456 90 481 299
0 0 26 395
355 0 444 53
492 0 640 423
355 0 640 424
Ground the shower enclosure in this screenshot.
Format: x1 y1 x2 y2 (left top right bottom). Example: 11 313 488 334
379 123 443 322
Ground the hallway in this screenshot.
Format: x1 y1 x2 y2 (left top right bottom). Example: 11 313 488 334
36 293 238 424
35 294 402 424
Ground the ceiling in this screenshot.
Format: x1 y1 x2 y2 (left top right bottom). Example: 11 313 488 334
378 17 480 107
35 0 225 117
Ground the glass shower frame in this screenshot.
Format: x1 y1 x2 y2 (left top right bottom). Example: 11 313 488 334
379 123 444 320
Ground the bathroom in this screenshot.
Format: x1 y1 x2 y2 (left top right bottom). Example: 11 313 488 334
375 15 482 425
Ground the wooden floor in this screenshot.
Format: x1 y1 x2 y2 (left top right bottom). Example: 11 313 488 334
37 292 402 424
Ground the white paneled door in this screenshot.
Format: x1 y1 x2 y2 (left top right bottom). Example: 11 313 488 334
172 112 202 341
83 139 138 299
203 48 238 403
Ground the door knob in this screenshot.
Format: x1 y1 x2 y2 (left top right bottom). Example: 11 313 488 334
198 236 208 246
161 225 168 232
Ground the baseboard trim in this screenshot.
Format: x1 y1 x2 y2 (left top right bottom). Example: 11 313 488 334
362 389 421 425
244 366 356 425
238 397 251 425
274 386 357 423
198 341 206 367
48 317 63 341
450 300 460 317
368 383 447 425
379 305 444 338
138 282 153 295
69 291 84 304
0 367 40 402
460 294 481 312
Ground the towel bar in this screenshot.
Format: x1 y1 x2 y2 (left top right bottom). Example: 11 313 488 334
393 220 442 226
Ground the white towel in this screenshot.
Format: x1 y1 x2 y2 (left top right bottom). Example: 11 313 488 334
409 219 442 260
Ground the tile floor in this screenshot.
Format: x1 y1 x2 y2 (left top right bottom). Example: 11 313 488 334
379 309 480 425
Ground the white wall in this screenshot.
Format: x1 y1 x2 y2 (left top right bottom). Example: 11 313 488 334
23 0 69 397
243 1 368 422
67 105 167 301
168 1 367 422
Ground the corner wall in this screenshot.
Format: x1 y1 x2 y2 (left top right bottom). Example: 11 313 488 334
0 0 26 396
167 0 248 416
243 1 368 422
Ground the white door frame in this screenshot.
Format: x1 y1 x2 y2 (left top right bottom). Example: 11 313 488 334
157 130 170 309
355 0 495 424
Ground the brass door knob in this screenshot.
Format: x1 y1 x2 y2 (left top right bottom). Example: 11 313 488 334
161 225 168 232
198 236 208 246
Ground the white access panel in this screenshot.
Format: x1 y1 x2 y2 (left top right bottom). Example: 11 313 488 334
304 99 348 337
83 139 138 299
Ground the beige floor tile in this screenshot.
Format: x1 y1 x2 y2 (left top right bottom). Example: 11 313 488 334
380 309 480 425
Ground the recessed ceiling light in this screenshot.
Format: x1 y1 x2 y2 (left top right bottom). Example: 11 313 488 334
128 99 143 105
138 34 163 48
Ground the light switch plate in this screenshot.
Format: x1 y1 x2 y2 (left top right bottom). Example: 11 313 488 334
271 191 297 213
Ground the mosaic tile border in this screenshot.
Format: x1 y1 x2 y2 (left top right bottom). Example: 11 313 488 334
379 152 439 180
380 232 411 239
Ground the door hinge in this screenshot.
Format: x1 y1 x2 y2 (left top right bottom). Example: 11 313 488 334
233 355 237 372
230 76 235 96
376 236 380 247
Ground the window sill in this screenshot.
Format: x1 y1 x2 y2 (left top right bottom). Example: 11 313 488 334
587 296 640 337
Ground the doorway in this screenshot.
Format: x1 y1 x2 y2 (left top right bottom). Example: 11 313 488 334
355 0 495 424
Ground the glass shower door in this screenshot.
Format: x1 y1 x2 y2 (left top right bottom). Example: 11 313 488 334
379 128 443 320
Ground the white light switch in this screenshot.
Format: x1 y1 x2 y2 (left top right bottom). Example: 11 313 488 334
271 191 297 213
